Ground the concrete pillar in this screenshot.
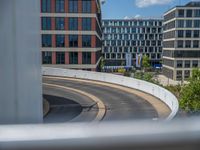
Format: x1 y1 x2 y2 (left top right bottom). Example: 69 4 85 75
0 0 43 124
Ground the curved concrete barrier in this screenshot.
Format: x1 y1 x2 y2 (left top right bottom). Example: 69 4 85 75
42 67 179 120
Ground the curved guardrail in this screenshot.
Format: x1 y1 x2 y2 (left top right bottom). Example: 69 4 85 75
42 67 179 120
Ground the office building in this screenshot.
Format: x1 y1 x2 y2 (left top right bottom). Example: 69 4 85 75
102 19 163 67
163 2 200 80
41 0 102 71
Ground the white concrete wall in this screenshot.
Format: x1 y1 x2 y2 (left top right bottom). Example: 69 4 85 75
42 67 179 120
0 0 43 124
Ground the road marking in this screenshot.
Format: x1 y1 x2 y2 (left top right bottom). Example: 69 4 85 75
43 83 106 122
43 76 171 120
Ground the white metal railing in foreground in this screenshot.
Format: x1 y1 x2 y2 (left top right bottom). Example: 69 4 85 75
0 118 200 150
42 67 179 120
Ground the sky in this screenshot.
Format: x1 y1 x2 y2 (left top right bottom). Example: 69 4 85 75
101 0 197 19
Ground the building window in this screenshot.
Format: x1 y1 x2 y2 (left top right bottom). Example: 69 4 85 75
42 52 52 64
41 0 51 13
82 52 91 64
193 40 199 48
192 60 198 67
186 20 192 28
184 70 190 79
177 20 184 28
82 35 91 47
185 40 191 48
55 17 65 30
42 34 52 47
178 9 184 17
194 20 200 28
42 17 51 30
69 35 78 47
69 0 78 13
69 52 78 64
56 52 65 64
186 9 193 17
185 60 190 68
82 18 91 30
176 70 183 80
177 30 184 38
177 40 184 48
69 18 78 30
82 0 91 13
194 9 200 17
56 0 65 13
194 30 200 38
186 30 192 38
177 60 183 68
56 35 65 47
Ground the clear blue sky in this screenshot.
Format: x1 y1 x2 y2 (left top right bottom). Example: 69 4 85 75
101 0 194 19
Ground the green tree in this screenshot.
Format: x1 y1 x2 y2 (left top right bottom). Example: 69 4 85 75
180 68 200 112
100 57 105 72
142 55 150 72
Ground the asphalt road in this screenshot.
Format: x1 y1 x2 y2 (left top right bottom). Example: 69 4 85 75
43 77 159 123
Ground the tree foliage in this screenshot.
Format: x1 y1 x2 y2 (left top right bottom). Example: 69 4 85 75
180 68 200 112
142 55 150 71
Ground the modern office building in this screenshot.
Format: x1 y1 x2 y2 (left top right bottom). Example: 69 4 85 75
102 19 163 67
163 2 200 81
41 0 102 71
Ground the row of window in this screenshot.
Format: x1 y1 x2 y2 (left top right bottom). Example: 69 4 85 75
163 59 199 68
103 46 162 53
42 17 92 30
104 40 162 47
104 34 163 41
176 20 200 28
163 50 200 58
103 53 161 60
163 40 200 48
42 51 92 64
42 0 92 13
164 30 200 39
42 34 92 47
103 20 163 27
103 27 162 34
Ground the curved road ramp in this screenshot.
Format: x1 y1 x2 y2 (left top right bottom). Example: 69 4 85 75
42 67 179 121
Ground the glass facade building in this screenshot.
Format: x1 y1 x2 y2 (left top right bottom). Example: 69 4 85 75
41 0 102 71
163 2 200 80
102 19 163 67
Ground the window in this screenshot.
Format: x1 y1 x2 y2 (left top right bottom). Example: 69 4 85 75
184 70 190 79
177 41 183 48
177 20 184 28
56 17 65 30
82 52 91 64
42 17 51 30
186 9 193 17
177 61 183 68
193 40 199 48
42 52 52 64
69 18 78 30
176 70 183 80
82 18 91 30
177 30 184 38
69 35 78 47
55 0 65 13
194 30 199 38
56 52 65 64
194 10 200 17
178 9 184 17
69 52 78 64
186 20 192 27
41 0 51 13
69 0 78 13
82 0 91 13
192 60 198 67
185 40 191 48
185 61 190 68
194 20 200 28
56 35 65 47
42 34 52 47
82 35 91 47
186 30 192 38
